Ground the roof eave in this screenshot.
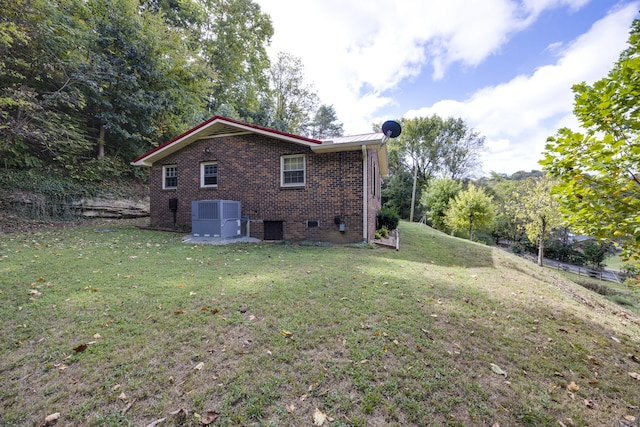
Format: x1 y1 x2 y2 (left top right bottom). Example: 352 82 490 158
131 116 322 167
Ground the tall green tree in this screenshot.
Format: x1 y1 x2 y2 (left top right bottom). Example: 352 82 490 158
78 0 211 160
421 178 462 232
1 0 272 178
381 167 414 219
439 117 485 179
0 0 92 169
445 184 495 240
386 115 485 220
269 52 319 134
541 19 640 264
309 104 343 139
201 0 273 122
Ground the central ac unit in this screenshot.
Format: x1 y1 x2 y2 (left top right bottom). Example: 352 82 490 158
192 200 242 238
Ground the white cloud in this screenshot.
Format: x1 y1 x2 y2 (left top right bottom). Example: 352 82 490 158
404 2 639 174
257 0 597 133
256 0 638 173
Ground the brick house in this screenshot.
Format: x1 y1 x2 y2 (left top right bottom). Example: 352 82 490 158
131 116 389 243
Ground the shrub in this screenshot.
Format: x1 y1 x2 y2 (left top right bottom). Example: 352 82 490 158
377 206 399 230
375 226 389 240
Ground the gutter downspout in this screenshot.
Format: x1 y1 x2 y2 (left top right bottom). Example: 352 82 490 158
362 145 368 243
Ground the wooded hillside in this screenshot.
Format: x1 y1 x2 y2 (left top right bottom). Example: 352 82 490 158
0 0 322 182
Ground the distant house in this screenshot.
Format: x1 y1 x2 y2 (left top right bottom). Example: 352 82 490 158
132 116 389 243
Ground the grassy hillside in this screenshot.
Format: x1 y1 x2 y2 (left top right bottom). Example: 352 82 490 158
1 221 639 426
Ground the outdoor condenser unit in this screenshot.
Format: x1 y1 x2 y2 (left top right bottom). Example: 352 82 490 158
191 200 242 238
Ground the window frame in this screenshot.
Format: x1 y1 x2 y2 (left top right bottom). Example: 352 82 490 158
162 165 177 190
280 154 306 187
200 161 219 188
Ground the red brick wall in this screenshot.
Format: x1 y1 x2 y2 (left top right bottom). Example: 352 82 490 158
148 134 373 243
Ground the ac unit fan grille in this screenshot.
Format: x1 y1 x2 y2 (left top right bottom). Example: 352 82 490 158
198 202 219 220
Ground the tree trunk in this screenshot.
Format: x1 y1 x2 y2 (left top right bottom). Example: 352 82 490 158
97 124 105 159
538 238 544 266
537 220 546 266
409 163 418 222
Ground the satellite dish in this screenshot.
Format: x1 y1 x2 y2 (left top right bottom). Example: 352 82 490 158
381 120 401 146
381 120 402 138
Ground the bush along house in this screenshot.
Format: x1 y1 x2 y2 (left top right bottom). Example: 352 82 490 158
131 116 389 244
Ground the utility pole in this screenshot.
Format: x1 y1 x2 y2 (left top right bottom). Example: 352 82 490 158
409 157 418 222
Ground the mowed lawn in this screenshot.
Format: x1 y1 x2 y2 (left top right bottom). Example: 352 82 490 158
1 221 639 426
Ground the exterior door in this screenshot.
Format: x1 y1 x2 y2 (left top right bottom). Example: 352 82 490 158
264 221 283 240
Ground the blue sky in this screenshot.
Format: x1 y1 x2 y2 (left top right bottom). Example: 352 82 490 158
255 0 639 175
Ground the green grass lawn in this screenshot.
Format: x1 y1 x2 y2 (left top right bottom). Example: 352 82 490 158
1 221 639 426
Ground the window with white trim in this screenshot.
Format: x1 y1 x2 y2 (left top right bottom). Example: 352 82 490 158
281 154 305 187
163 165 177 189
201 162 218 187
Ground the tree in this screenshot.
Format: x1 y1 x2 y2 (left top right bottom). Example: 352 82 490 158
439 117 485 179
269 52 319 134
77 0 213 160
541 19 640 264
201 0 273 122
309 104 343 139
480 170 553 247
581 240 607 270
509 177 563 266
445 184 495 240
381 167 414 219
0 0 93 169
1 0 275 179
387 115 485 221
421 178 462 231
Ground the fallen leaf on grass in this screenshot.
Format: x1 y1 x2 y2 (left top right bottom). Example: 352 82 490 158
201 411 219 425
93 333 101 339
193 362 204 371
628 372 640 380
73 344 88 352
44 412 60 425
286 404 295 413
490 363 507 377
118 392 127 401
121 398 136 415
29 289 42 296
280 330 294 339
313 408 327 426
174 310 184 315
145 418 166 427
567 381 580 391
